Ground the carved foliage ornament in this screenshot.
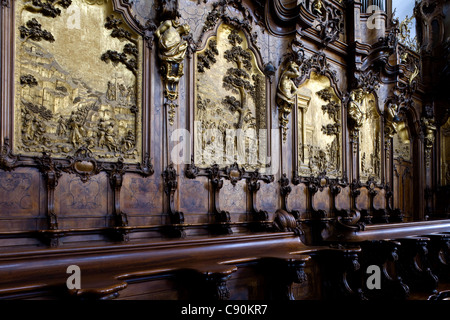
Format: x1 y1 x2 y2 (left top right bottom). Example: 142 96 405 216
313 1 345 47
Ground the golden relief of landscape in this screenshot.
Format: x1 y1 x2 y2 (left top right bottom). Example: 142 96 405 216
14 0 142 162
194 24 267 170
297 73 342 179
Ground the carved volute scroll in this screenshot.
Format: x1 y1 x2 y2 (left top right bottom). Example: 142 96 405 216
14 0 143 163
194 23 268 171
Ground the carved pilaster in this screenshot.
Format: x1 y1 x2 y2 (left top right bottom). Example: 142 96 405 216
107 158 130 242
162 163 186 238
207 164 232 235
36 152 62 231
246 170 273 232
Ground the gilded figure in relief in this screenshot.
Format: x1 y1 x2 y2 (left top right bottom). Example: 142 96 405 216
155 19 191 64
384 103 400 139
348 88 365 129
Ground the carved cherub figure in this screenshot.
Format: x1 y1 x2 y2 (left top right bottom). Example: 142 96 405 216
155 19 191 64
277 61 301 107
277 61 301 141
384 103 400 139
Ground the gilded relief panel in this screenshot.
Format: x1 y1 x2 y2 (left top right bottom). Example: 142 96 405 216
297 73 342 178
393 120 412 162
14 0 142 163
194 24 267 170
358 93 382 183
441 118 450 185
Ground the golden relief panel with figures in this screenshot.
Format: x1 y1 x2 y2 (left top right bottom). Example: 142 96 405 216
393 120 412 162
14 0 142 163
441 118 450 186
194 23 267 170
296 72 342 179
357 93 382 183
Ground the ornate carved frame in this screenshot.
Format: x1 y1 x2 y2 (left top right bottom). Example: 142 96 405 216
0 0 156 245
180 2 275 234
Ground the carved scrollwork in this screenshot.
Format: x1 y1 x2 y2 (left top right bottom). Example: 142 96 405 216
273 209 302 236
0 138 20 172
224 162 244 186
63 147 102 183
137 152 154 177
315 3 345 47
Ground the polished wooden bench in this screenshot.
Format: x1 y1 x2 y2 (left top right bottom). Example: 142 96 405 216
0 232 359 300
325 220 450 300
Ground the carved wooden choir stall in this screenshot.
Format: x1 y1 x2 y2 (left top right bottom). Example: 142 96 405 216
0 0 449 300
